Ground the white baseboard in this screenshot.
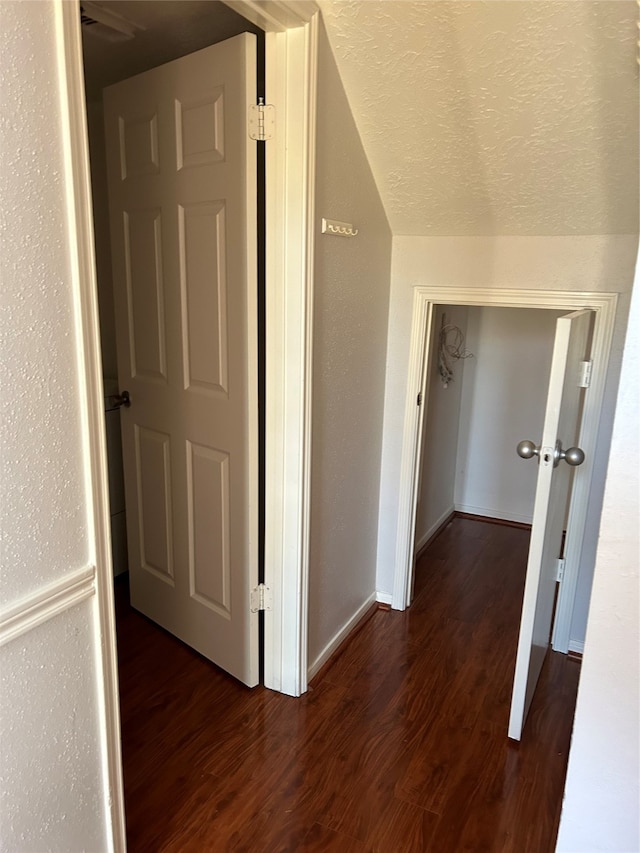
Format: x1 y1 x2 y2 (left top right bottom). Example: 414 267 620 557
376 591 393 606
455 503 533 526
414 505 455 554
568 640 584 655
307 592 377 680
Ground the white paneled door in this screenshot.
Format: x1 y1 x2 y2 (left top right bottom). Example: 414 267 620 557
508 309 592 739
104 34 259 686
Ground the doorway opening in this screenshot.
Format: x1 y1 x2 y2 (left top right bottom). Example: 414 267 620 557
393 286 617 737
60 0 317 841
80 0 266 836
82 0 265 676
413 304 566 553
394 287 616 614
413 304 567 623
76 0 319 701
413 302 584 736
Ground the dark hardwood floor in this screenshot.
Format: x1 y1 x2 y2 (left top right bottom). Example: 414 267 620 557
115 516 580 852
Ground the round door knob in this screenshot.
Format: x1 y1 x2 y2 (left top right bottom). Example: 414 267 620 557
560 446 585 466
516 440 539 460
113 390 131 409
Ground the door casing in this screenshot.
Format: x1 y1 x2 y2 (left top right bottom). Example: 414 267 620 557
393 286 618 657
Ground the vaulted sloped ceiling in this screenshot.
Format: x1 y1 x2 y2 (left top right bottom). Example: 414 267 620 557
318 1 639 236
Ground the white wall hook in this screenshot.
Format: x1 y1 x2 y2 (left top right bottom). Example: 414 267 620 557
321 217 358 237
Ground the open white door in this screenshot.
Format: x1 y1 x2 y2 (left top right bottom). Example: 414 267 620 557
508 309 592 739
103 34 259 686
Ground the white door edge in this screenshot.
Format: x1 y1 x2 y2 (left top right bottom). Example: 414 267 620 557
55 3 126 850
393 287 618 655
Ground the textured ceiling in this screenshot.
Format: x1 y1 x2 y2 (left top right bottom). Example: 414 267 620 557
318 1 639 236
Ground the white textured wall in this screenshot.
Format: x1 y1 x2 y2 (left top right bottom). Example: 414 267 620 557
1 602 105 852
454 306 563 524
0 2 111 849
308 20 392 669
556 257 639 852
414 305 467 548
1 2 90 604
377 235 638 650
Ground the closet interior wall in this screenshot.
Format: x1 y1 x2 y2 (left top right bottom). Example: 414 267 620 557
415 305 565 552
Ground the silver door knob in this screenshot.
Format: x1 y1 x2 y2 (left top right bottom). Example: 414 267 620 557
516 440 539 460
517 439 584 467
556 443 585 466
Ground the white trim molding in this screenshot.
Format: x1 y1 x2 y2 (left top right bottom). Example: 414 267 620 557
392 287 618 662
307 593 377 681
262 14 318 697
454 504 533 527
223 0 318 32
0 567 96 648
56 3 126 849
568 640 585 656
414 506 456 555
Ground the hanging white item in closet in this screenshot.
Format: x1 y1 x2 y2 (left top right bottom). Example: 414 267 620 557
438 313 473 388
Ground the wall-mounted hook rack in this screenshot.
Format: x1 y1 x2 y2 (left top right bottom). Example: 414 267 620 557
321 217 358 237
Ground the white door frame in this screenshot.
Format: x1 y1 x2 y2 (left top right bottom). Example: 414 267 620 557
393 286 618 656
57 0 317 847
254 5 318 699
55 5 126 849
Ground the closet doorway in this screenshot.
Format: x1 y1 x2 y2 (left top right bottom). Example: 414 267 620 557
413 304 563 546
393 286 617 737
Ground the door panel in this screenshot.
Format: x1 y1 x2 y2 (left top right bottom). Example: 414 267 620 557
179 201 228 392
104 34 259 686
135 425 174 584
123 208 167 381
508 309 592 740
187 441 231 615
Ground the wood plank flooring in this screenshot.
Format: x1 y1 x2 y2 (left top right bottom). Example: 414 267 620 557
115 516 580 852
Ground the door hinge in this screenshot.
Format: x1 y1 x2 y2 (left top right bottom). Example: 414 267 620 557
556 558 566 582
577 360 592 388
248 98 275 141
250 583 272 612
417 391 422 406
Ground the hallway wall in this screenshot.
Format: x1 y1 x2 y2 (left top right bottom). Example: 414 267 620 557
308 20 392 674
557 255 640 853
